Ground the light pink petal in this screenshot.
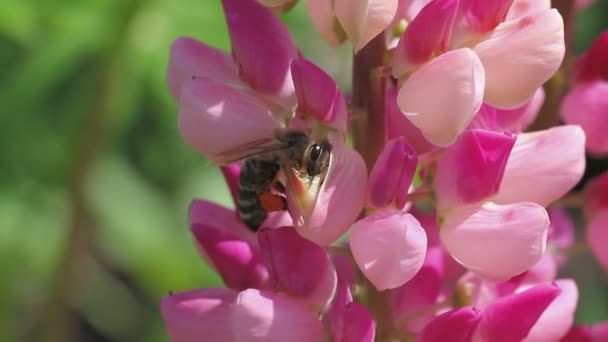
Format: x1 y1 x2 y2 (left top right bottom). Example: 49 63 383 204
417 306 482 342
161 288 237 342
191 224 269 290
385 87 434 154
189 199 256 244
476 283 561 342
350 209 427 290
390 247 446 332
453 0 515 40
440 202 549 281
291 58 348 132
392 0 458 77
506 0 551 21
492 125 586 206
257 227 337 312
368 137 417 209
474 9 565 109
167 37 239 100
583 172 608 217
178 78 281 162
342 303 376 342
524 279 578 342
289 134 368 246
575 30 608 82
586 211 608 272
397 48 485 146
221 0 298 108
334 0 399 52
522 252 558 285
306 0 346 46
561 81 608 156
232 289 323 342
435 129 515 209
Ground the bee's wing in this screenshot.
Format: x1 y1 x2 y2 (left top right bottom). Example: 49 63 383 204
279 157 326 220
212 137 289 165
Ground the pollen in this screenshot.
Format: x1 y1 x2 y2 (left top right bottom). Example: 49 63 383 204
260 192 287 212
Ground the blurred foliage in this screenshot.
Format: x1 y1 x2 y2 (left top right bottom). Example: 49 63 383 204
0 0 607 341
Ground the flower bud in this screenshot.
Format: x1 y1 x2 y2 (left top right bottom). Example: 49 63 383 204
418 306 482 342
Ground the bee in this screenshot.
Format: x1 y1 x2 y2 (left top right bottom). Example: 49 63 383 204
215 129 332 231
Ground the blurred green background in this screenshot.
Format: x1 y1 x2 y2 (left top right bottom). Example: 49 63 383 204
0 1 607 341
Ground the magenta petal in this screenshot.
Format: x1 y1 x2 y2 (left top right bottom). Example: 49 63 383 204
459 0 515 33
493 125 586 206
575 30 608 82
350 209 427 290
291 58 348 132
368 137 418 209
161 288 237 342
192 224 268 290
584 172 608 217
342 303 376 342
524 279 578 342
232 289 324 342
417 306 482 342
221 164 241 209
189 199 256 244
393 0 458 76
221 0 298 108
178 78 281 162
561 81 608 156
477 283 561 342
325 280 353 342
167 37 239 100
257 227 337 311
435 129 515 208
385 87 434 154
586 211 608 272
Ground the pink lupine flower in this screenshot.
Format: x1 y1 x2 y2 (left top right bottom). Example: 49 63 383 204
586 211 608 271
450 0 515 46
492 125 586 206
440 201 549 281
350 209 427 290
306 0 346 47
161 288 237 342
434 129 515 209
506 0 551 21
396 48 485 146
385 87 434 154
232 289 324 342
418 306 482 342
584 172 608 217
334 0 399 52
257 227 337 311
324 280 353 341
367 136 417 209
342 303 376 342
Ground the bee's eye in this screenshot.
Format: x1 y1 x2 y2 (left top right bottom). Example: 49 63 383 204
309 144 323 161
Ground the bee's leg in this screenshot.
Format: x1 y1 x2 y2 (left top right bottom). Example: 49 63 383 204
259 191 288 212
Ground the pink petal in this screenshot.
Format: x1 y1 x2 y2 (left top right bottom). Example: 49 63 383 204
368 137 418 209
289 134 368 246
325 280 353 342
575 30 608 82
586 211 608 272
584 172 608 217
257 227 337 311
221 0 298 108
548 207 575 252
397 48 485 146
417 306 482 342
392 0 458 76
450 0 514 46
561 81 608 156
592 322 608 340
178 78 281 162
191 224 268 290
435 129 515 208
560 325 593 342
232 289 324 342
334 0 399 52
385 87 434 154
390 247 446 332
350 209 427 290
396 0 433 22
291 58 348 132
523 252 558 285
506 0 551 21
342 303 376 342
440 202 549 281
476 283 561 342
474 9 565 109
189 199 256 243
167 37 239 100
161 288 237 342
492 125 586 206
524 279 578 342
306 0 346 46
332 252 358 288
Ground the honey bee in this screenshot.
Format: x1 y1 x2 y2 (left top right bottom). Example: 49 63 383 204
214 129 332 231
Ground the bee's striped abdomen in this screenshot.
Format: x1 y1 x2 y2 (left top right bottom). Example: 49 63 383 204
238 158 281 231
